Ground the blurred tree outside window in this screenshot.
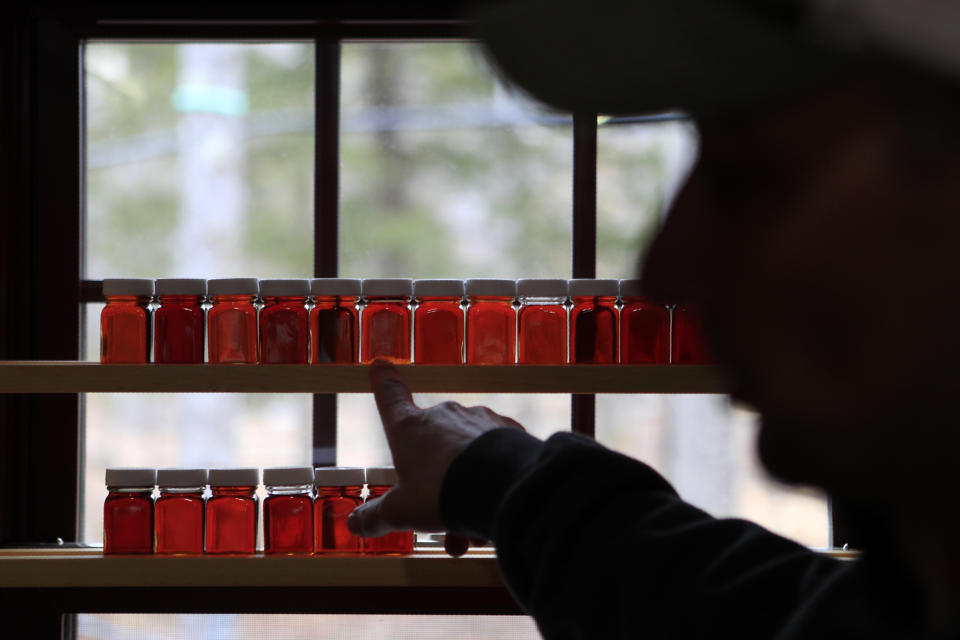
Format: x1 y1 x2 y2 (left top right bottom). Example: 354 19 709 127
83 43 315 549
79 37 827 640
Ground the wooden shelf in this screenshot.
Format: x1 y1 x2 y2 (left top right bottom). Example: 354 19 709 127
0 547 503 589
0 546 857 590
0 361 729 394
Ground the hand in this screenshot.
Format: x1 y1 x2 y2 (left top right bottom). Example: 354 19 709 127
347 360 524 554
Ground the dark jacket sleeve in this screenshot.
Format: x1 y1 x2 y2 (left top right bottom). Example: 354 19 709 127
439 428 848 639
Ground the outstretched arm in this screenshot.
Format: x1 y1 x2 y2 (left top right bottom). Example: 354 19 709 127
349 361 845 638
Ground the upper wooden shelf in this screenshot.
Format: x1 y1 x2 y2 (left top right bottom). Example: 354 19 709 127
0 361 729 394
0 547 502 589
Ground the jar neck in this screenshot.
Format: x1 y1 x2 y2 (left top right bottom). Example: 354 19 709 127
571 296 618 305
367 484 392 498
106 487 153 495
105 296 151 306
316 485 363 498
416 296 463 304
211 485 257 497
364 297 410 304
519 296 567 305
159 487 205 495
266 484 312 496
313 295 359 305
211 295 257 304
261 296 308 305
468 296 514 304
157 295 205 305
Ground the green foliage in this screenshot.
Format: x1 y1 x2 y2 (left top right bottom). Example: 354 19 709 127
84 41 683 284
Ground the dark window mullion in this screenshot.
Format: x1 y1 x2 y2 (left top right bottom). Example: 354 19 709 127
0 19 84 545
571 112 598 438
312 40 341 468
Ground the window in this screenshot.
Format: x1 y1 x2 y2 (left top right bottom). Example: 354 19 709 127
80 31 829 557
1 7 833 634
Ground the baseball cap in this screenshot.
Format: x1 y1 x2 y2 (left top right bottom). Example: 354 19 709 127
471 0 960 117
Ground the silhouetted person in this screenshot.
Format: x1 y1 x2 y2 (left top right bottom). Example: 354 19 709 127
349 1 960 637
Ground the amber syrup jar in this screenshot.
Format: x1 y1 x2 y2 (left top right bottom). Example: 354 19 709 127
207 278 260 364
517 279 568 364
154 468 207 555
262 467 314 555
313 467 364 554
310 278 361 364
364 466 414 555
618 279 670 364
205 468 259 554
153 278 206 364
465 279 517 364
569 279 619 364
100 278 154 364
413 279 465 364
103 467 156 554
361 279 412 364
259 279 310 364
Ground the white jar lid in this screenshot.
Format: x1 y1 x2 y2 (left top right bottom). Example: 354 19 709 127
568 279 619 297
102 279 155 297
155 278 207 296
413 279 465 298
207 278 259 296
365 466 399 486
208 468 260 486
465 279 516 297
105 468 156 487
263 466 315 486
618 279 650 298
311 278 362 297
259 279 310 297
157 468 208 487
517 278 568 297
362 279 413 298
314 466 365 487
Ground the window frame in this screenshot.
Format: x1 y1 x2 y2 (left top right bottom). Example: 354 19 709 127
0 3 849 623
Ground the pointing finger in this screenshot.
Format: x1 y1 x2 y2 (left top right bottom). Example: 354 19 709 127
347 490 399 538
370 359 419 430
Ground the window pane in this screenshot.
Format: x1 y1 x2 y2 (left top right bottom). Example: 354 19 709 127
78 614 539 639
340 42 572 278
595 395 830 548
338 42 573 468
339 394 569 468
82 42 315 542
84 42 314 278
82 393 310 544
596 118 697 278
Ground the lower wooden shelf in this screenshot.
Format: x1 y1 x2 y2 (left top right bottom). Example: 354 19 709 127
0 546 857 589
0 547 856 619
0 547 521 617
0 547 503 589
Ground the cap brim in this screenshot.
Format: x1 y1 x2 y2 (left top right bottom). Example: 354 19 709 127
471 0 857 117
